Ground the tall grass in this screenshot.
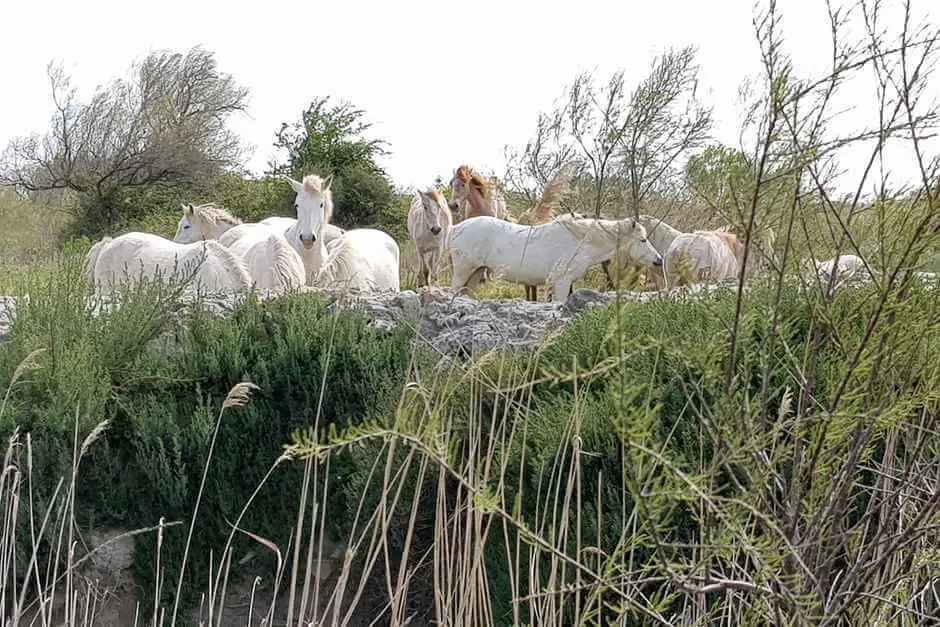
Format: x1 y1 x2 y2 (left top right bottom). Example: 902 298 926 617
1 0 939 625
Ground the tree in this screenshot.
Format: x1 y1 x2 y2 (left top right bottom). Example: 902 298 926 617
269 97 398 231
0 46 250 234
503 48 712 287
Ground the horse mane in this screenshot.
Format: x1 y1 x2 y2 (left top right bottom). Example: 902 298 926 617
302 174 335 224
318 237 358 288
203 239 252 287
188 202 242 229
265 232 303 289
456 164 493 201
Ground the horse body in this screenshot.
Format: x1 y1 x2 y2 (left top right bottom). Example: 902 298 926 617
320 228 401 292
407 188 452 287
89 232 252 295
218 223 305 292
448 216 663 303
805 253 874 290
664 229 744 287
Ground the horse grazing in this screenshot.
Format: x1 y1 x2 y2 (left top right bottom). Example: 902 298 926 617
173 202 243 243
448 216 663 303
218 224 306 293
86 232 252 296
802 253 875 291
283 172 400 291
663 228 746 287
514 171 573 301
448 165 507 221
407 188 452 287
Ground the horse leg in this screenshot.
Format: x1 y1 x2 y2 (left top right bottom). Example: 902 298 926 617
550 279 573 303
524 285 537 301
452 262 484 296
416 251 429 288
426 249 436 286
600 260 616 290
464 267 488 292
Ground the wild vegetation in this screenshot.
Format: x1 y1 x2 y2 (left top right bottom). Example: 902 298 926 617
1 0 940 625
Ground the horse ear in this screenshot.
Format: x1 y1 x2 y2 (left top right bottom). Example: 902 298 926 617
182 203 194 216
323 174 334 189
280 174 304 193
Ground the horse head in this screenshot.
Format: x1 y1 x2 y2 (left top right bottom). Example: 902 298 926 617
284 173 333 249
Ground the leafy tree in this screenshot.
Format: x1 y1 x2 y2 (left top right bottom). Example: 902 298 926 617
269 97 398 231
0 46 250 235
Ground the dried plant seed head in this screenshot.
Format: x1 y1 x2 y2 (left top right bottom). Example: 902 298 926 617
223 382 261 410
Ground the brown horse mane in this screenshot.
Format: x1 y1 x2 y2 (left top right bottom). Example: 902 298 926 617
455 164 493 201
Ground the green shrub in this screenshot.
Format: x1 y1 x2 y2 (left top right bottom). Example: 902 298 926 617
0 263 422 612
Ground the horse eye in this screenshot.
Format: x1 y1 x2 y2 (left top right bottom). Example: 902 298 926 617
320 202 324 208
184 224 190 229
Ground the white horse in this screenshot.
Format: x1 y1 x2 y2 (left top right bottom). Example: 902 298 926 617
663 228 746 287
802 253 875 291
285 172 400 292
218 224 306 293
407 188 452 287
318 229 401 292
173 202 243 243
447 215 663 303
87 232 252 296
172 202 305 293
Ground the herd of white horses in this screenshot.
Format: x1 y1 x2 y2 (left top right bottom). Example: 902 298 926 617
81 165 900 305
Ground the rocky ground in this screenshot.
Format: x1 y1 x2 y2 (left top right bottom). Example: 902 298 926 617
0 283 726 358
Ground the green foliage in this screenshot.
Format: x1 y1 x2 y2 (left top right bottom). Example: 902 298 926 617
271 96 401 236
0 261 420 612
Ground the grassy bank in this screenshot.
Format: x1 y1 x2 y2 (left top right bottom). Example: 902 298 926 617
1 252 938 624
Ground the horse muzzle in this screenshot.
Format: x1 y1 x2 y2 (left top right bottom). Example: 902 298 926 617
430 226 442 235
300 235 316 249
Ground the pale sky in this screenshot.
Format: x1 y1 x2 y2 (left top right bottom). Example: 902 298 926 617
1 0 936 195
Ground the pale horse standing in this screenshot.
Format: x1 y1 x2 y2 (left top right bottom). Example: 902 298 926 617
407 188 452 287
284 173 401 292
172 203 305 293
447 164 507 222
85 232 252 296
448 215 663 303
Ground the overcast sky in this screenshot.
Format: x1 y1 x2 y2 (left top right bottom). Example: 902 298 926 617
1 0 936 194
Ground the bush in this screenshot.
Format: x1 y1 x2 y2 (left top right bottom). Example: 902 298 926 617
0 261 422 612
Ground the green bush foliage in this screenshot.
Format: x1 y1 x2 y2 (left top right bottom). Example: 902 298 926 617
0 259 420 611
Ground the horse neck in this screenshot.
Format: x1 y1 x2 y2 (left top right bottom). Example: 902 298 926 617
639 217 682 251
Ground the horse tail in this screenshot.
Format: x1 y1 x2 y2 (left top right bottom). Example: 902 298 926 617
84 236 113 286
531 170 571 223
